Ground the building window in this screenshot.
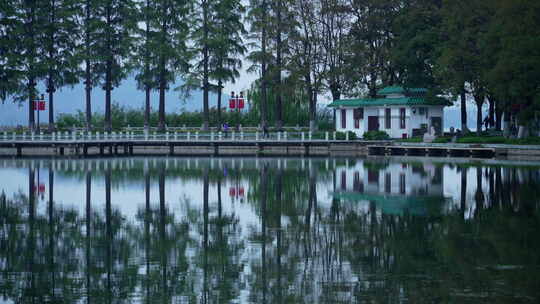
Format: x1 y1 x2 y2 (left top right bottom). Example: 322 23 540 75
385 108 391 129
341 109 346 129
353 108 363 129
400 108 406 129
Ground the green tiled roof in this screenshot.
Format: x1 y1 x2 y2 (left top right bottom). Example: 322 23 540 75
327 96 450 108
332 192 449 216
377 86 428 95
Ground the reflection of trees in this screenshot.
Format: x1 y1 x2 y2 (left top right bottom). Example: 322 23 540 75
1 160 540 302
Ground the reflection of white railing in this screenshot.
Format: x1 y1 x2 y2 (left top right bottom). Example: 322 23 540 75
0 130 349 142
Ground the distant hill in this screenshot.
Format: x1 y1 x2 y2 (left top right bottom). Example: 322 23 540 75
0 77 220 127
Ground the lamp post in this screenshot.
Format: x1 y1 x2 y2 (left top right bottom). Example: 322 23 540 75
229 91 245 132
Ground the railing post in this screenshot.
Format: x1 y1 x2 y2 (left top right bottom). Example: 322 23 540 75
232 131 235 140
211 132 214 141
31 132 35 141
187 132 190 140
12 132 16 141
174 132 178 140
309 132 312 140
2 132 6 141
346 132 349 141
196 132 199 141
333 132 337 140
255 131 259 141
241 131 244 140
218 132 222 140
22 132 26 141
277 132 281 141
39 132 43 141
144 130 148 141
72 131 76 141
284 131 288 140
166 131 170 140
153 132 157 140
325 132 329 141
301 132 305 141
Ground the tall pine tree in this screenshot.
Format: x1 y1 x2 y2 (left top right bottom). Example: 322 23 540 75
39 0 80 131
93 0 136 132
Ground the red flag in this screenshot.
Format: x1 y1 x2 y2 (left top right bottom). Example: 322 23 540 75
229 188 236 196
38 101 45 111
229 98 236 109
238 187 244 196
238 98 244 109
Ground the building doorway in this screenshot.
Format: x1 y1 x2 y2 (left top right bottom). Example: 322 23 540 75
368 116 379 131
430 117 442 135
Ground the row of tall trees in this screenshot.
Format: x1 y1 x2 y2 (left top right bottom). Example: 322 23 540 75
247 0 540 133
1 0 245 132
1 0 539 134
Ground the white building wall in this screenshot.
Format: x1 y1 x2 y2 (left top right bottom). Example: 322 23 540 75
335 105 445 138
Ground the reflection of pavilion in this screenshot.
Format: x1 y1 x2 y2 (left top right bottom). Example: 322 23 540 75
333 161 448 215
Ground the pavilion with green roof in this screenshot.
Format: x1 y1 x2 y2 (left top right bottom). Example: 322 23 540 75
328 86 451 138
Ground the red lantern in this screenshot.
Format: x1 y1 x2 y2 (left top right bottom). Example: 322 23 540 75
229 98 236 109
229 188 236 196
33 100 46 111
238 187 244 196
238 92 245 109
38 183 45 193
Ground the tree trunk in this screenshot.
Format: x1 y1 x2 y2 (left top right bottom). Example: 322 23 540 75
47 82 55 132
488 96 495 129
309 93 317 132
476 101 482 136
145 87 150 131
275 0 283 129
158 75 166 132
217 80 222 130
495 102 503 131
28 79 36 131
260 0 268 130
104 4 112 132
105 62 112 132
202 0 210 131
460 87 467 133
85 76 92 131
330 83 341 131
85 0 92 132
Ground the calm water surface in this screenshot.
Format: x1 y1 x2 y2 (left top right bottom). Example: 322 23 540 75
0 157 539 303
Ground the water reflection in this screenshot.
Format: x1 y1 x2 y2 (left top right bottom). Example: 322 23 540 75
1 157 539 303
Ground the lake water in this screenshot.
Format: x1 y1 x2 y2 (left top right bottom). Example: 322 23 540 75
0 156 539 303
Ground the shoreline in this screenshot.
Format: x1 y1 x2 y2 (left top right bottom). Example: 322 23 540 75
1 142 540 160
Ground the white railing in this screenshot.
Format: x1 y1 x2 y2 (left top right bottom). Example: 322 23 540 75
0 130 343 142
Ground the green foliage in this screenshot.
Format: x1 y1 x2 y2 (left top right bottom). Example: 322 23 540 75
399 137 423 143
335 131 357 140
456 136 508 144
433 137 451 143
363 130 390 140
